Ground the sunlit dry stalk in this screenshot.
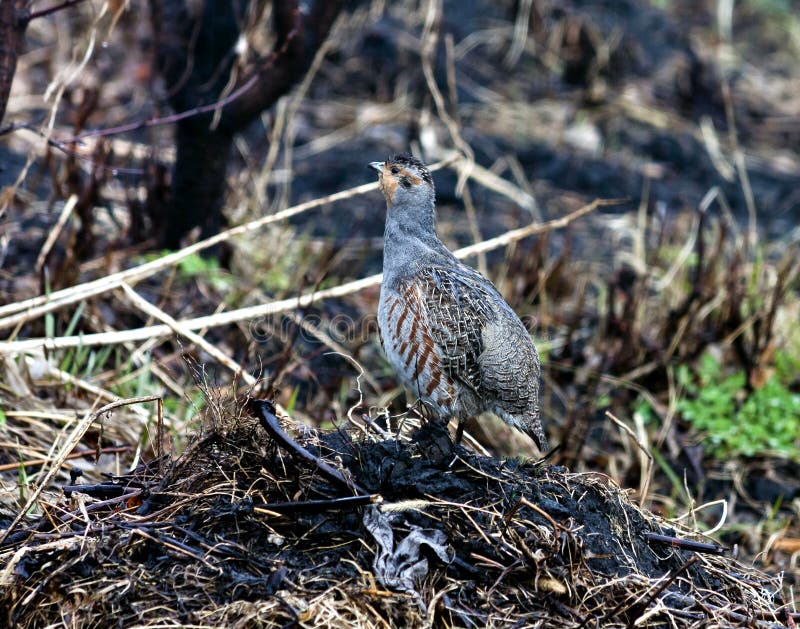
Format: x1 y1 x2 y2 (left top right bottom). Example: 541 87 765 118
0 395 162 545
0 198 615 354
0 158 457 330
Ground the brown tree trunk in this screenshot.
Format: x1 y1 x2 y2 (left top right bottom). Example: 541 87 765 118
165 124 234 247
151 0 353 249
0 0 29 125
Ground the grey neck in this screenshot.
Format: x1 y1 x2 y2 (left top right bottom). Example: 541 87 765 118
382 199 451 277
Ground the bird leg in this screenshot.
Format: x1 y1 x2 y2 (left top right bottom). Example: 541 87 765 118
454 420 465 445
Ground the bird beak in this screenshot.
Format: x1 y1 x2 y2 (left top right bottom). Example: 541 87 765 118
369 161 384 173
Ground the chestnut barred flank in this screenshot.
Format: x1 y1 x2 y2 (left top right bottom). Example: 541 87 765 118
373 154 547 450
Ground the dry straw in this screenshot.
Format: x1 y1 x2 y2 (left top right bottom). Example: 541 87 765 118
0 155 619 355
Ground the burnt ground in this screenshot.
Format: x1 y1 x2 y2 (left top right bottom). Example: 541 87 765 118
0 402 786 628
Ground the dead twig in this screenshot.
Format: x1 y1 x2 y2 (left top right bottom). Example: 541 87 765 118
0 198 617 353
644 532 727 555
0 446 132 473
250 399 369 496
253 494 379 517
0 395 162 545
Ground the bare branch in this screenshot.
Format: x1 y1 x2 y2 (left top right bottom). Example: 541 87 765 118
25 0 89 22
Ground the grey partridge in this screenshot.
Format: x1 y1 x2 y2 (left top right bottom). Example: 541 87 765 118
370 154 547 451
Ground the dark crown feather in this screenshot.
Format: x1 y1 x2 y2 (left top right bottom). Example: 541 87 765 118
388 153 433 186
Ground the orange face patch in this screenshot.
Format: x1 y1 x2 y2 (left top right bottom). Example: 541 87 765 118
379 167 399 204
379 164 422 204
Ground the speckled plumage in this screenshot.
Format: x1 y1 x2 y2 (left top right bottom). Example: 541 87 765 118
371 154 547 450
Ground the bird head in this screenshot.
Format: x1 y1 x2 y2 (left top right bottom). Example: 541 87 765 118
370 153 435 209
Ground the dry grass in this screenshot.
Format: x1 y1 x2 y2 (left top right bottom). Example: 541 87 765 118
0 398 791 628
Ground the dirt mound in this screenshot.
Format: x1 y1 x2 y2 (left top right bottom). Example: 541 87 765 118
0 401 786 628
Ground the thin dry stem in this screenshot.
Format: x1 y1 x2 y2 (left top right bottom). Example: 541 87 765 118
0 198 614 354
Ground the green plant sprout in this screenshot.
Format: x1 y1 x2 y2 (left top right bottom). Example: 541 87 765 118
677 352 800 459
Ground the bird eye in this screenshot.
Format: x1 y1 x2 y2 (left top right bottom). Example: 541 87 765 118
390 166 400 175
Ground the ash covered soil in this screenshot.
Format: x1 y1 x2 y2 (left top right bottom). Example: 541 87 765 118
0 405 785 628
